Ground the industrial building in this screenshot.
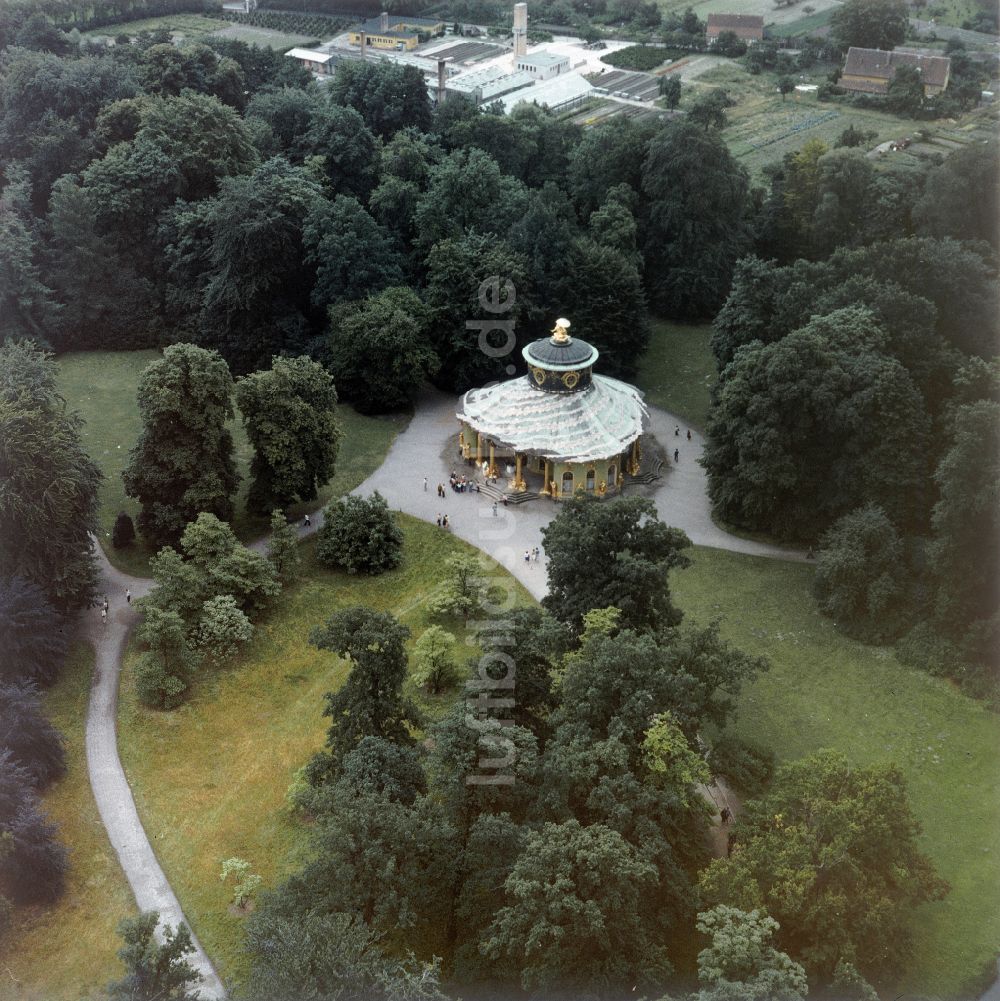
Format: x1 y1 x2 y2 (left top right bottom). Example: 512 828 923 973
515 50 571 80
348 12 445 51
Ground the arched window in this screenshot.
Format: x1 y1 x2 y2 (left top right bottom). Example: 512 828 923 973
586 468 595 491
561 470 573 494
608 464 617 485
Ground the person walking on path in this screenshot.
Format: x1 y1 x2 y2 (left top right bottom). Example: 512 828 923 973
524 549 530 563
103 596 109 612
423 476 428 491
303 513 311 528
674 448 679 463
101 607 107 626
675 426 680 436
492 501 498 517
442 514 449 529
686 429 691 441
436 513 441 527
125 588 131 605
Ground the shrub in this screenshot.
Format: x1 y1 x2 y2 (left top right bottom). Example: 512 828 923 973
135 652 188 710
707 734 774 796
194 595 253 664
813 505 912 643
317 492 402 575
112 511 136 549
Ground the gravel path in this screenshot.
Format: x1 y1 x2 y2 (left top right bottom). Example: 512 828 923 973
81 544 226 1000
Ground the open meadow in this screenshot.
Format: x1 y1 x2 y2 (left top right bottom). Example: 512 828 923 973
635 320 717 428
116 523 535 987
674 547 1000 999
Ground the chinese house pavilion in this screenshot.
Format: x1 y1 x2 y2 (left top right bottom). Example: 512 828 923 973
457 319 648 499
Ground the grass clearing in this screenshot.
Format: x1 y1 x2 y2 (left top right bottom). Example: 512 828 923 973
635 320 716 428
672 546 1000 1000
211 23 319 50
117 518 534 988
82 13 230 41
55 351 408 576
0 644 136 1001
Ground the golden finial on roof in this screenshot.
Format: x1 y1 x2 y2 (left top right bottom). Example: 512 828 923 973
551 318 571 344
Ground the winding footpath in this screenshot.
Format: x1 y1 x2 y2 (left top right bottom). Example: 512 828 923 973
79 392 804 998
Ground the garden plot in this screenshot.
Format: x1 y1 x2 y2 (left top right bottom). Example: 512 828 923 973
213 23 319 49
659 0 842 26
591 68 662 100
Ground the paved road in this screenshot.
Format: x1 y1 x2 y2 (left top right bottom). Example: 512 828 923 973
81 544 226 1000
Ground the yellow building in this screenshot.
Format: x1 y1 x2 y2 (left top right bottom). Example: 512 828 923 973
348 11 445 50
457 319 648 500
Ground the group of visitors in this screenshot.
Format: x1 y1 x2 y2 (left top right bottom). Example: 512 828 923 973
448 470 480 494
523 547 540 563
435 513 450 529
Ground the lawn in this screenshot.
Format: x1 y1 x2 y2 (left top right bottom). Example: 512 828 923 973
116 518 535 989
672 546 1000 1000
211 23 319 51
635 319 717 429
0 644 136 1001
55 351 408 576
82 13 231 41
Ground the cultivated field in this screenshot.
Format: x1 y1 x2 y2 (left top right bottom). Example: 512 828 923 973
685 61 927 177
211 23 319 50
82 12 230 41
658 0 843 27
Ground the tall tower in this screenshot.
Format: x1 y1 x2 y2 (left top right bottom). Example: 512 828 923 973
513 2 527 58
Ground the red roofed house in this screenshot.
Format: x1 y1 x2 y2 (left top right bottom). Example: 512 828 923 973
706 13 765 44
839 47 951 97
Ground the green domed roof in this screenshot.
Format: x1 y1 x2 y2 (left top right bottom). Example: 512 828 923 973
522 318 598 372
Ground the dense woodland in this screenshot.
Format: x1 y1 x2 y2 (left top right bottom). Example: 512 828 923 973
0 3 998 998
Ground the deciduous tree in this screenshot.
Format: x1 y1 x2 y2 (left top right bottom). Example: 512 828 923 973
325 287 438 413
541 495 691 633
831 0 907 51
107 912 200 1001
482 819 671 993
699 750 948 978
640 120 750 319
122 344 238 547
0 341 101 609
307 607 419 779
235 355 341 514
